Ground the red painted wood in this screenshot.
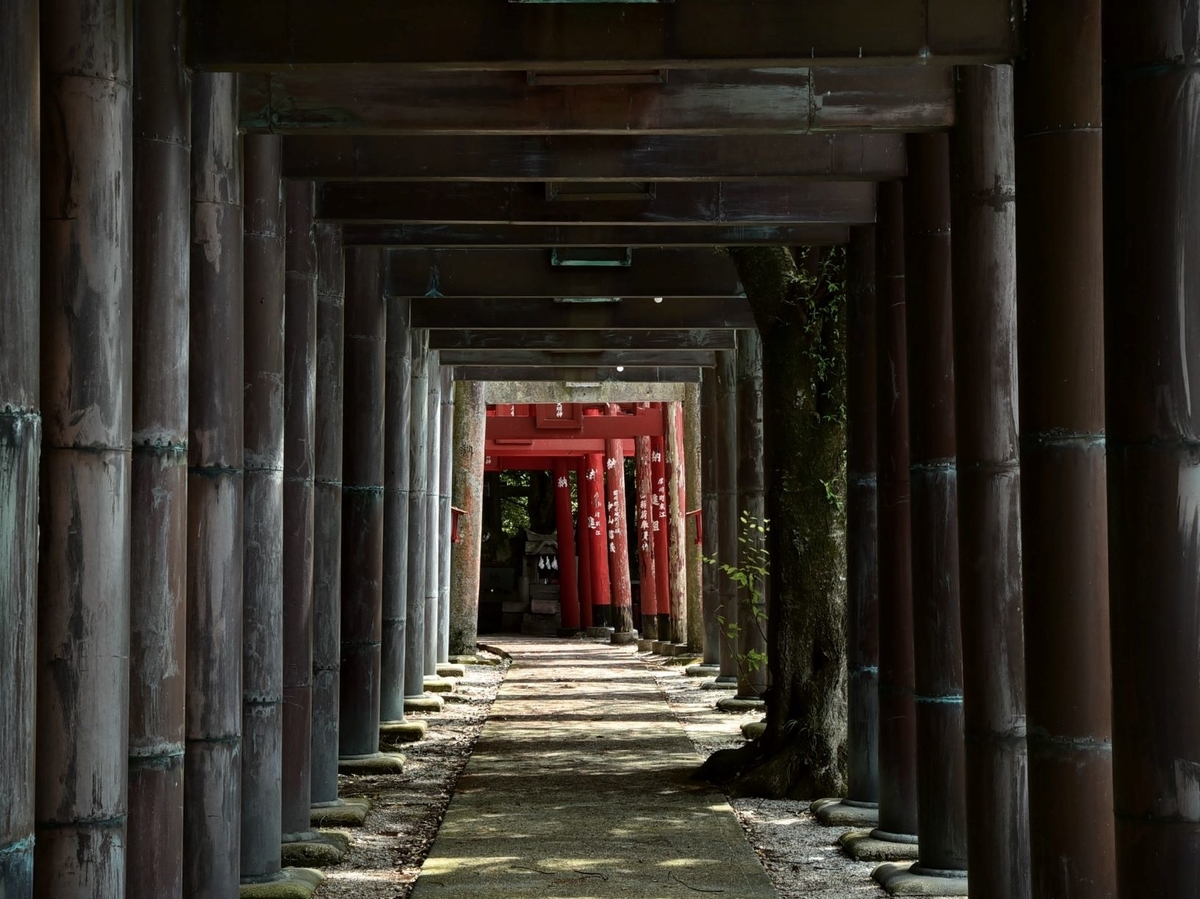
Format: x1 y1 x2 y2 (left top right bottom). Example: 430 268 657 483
635 436 659 630
605 437 634 634
554 459 580 630
650 433 671 637
584 452 612 622
576 457 594 629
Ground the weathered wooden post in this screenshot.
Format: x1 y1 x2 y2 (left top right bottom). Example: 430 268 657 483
438 367 455 663
127 0 188 892
184 71 243 897
241 133 286 884
862 182 920 855
606 435 636 642
735 331 767 698
634 437 659 640
2 2 38 896
715 352 739 685
423 356 443 682
577 458 595 630
684 383 704 651
310 223 345 809
1017 5 1116 896
450 382 488 653
1104 6 1200 894
665 402 689 646
381 296 412 725
553 458 582 633
338 247 399 771
700 370 721 665
894 133 969 888
404 331 432 704
951 64 1031 899
651 435 672 641
281 181 321 844
584 452 612 628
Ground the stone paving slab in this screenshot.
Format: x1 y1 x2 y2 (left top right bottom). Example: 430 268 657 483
412 638 779 899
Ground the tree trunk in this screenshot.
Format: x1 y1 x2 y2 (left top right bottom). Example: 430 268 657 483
698 246 848 800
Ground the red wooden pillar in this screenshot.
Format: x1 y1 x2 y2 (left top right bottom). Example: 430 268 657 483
606 438 635 640
585 452 612 627
651 433 671 640
635 436 659 639
576 458 594 629
553 459 581 631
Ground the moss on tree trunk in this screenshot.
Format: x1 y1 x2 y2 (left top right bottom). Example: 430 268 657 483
698 246 849 799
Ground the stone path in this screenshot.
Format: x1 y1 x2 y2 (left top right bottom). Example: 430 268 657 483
411 637 779 899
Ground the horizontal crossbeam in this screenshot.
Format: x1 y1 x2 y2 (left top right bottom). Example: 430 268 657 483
438 350 715 367
430 329 734 351
413 297 754 330
343 223 851 247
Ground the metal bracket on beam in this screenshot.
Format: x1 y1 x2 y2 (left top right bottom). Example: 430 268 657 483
551 248 633 268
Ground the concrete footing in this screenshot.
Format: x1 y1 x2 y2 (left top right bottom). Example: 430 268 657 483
239 868 324 899
716 696 766 713
448 653 500 666
437 663 467 678
685 664 720 677
873 862 970 896
585 626 615 638
380 718 429 746
423 675 457 694
337 751 406 775
700 678 737 691
811 798 880 828
310 798 371 827
636 639 656 652
404 693 445 714
740 720 767 740
281 832 351 868
611 631 639 645
840 829 921 862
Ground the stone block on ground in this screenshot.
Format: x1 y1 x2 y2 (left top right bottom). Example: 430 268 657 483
611 631 638 645
701 678 738 691
437 663 467 678
811 798 880 828
448 653 499 666
585 626 614 638
741 719 767 740
424 675 457 694
281 832 351 868
404 693 445 714
310 797 371 828
874 862 970 896
716 696 766 713
840 829 921 862
686 664 720 677
337 751 406 775
239 868 323 899
636 639 656 652
380 718 429 747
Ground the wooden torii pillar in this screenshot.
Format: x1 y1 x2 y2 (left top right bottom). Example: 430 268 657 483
606 431 635 642
635 436 659 640
585 450 612 628
553 458 581 632
651 434 672 642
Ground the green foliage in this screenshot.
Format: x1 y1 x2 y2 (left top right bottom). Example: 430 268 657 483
704 512 770 690
498 470 531 537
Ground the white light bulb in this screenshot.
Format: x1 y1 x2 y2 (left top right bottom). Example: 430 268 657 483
616 365 625 372
653 297 664 304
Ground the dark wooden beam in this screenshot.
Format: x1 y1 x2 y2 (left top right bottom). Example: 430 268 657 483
344 223 852 247
455 367 701 383
190 1 1017 70
429 329 734 351
321 182 876 226
386 248 743 299
413 297 754 330
245 68 953 134
438 350 716 367
283 133 906 182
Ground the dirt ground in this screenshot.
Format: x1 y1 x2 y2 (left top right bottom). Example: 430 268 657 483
310 639 896 898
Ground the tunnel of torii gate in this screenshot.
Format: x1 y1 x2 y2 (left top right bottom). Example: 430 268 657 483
2 1 1199 898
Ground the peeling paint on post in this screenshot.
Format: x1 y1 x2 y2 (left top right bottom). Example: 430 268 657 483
450 382 487 654
606 433 635 639
404 331 430 698
650 434 671 641
0 0 39 894
39 0 133 893
1016 4 1115 896
684 383 704 652
1104 6 1200 894
185 72 244 897
438 367 455 663
950 63 1031 899
735 332 767 698
665 402 689 645
423 355 443 680
873 182 919 844
553 457 581 633
339 247 387 758
381 296 412 722
127 0 189 894
845 226 880 805
905 133 968 874
240 133 286 883
311 223 345 805
715 352 739 683
281 180 319 838
634 437 658 638
700 371 721 664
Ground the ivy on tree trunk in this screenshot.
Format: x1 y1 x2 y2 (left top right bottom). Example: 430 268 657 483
698 246 849 799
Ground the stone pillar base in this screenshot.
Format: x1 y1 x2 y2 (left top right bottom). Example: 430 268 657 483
716 696 765 713
811 798 880 828
423 675 457 694
700 678 737 691
281 831 351 868
584 626 614 638
685 663 720 677
310 797 371 827
840 829 921 862
740 719 767 740
874 862 969 896
337 751 406 775
636 638 656 652
611 630 638 645
380 718 429 747
239 867 324 899
437 663 467 678
404 693 445 714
